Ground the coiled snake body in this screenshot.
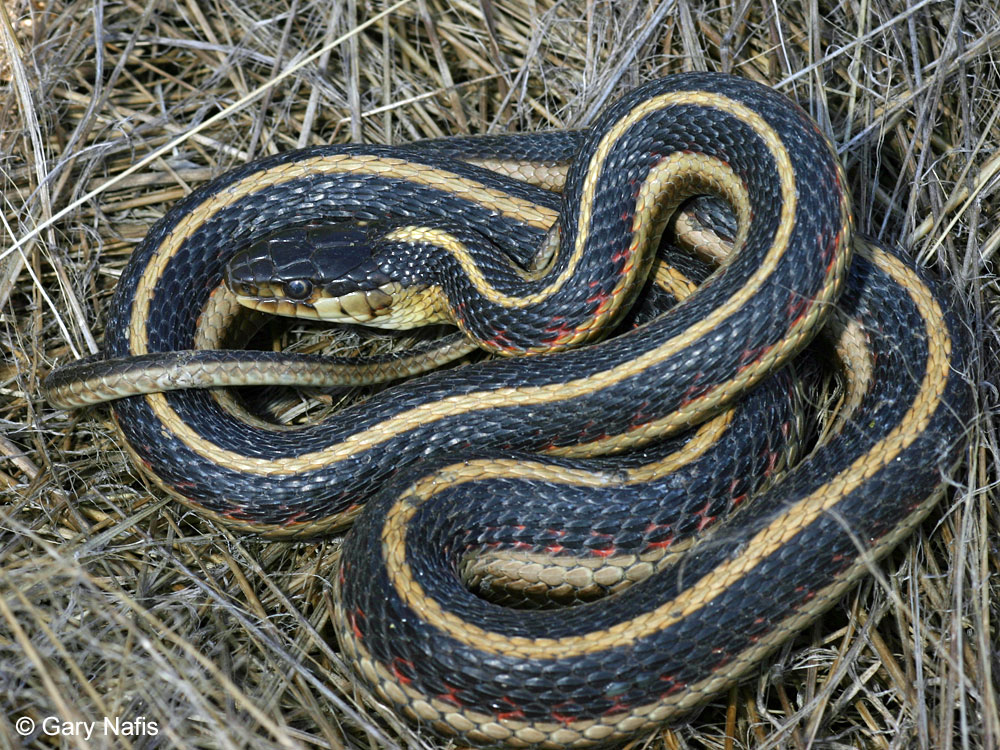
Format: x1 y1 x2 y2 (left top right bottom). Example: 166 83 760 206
45 73 970 747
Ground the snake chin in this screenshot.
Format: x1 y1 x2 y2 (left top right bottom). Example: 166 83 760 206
311 281 452 328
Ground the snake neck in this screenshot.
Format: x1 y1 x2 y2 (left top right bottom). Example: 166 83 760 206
386 116 776 356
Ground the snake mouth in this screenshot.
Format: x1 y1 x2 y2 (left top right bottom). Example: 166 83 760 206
234 281 452 330
234 282 402 324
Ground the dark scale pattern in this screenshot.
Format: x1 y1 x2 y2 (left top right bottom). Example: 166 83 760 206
423 102 798 351
120 168 555 352
336 247 972 737
63 72 973 745
413 131 586 164
105 73 852 525
106 142 563 358
233 99 816 355
442 367 805 582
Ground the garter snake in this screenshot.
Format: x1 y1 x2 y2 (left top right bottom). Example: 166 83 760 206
44 73 971 747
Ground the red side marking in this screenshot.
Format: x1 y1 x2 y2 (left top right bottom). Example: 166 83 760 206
281 510 308 526
485 330 517 352
711 653 733 671
578 428 611 443
679 380 713 408
610 244 633 263
545 544 565 554
550 702 581 725
349 608 364 640
696 516 717 532
757 448 778 477
512 541 533 551
658 675 687 696
601 696 630 716
729 478 749 505
818 224 848 267
627 400 656 431
737 343 771 371
786 289 812 327
694 501 717 532
589 530 615 557
825 239 839 272
645 534 675 550
540 319 576 346
437 683 463 707
540 331 573 346
496 697 525 722
389 657 414 686
497 712 525 722
585 287 612 307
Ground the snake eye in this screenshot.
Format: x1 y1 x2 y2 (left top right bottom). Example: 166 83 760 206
283 279 313 300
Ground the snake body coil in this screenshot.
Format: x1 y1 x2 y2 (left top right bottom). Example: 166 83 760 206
46 73 970 747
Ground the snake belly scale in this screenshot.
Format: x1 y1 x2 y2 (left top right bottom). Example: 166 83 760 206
45 73 970 747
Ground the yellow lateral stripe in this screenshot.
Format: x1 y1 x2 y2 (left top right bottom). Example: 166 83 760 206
380 152 748 311
378 410 734 492
379 244 948 659
135 92 817 476
344 487 952 742
453 91 797 312
128 153 560 351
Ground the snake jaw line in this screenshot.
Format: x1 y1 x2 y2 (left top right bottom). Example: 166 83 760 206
233 293 319 319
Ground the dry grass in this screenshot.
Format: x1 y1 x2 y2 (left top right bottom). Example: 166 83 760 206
1 0 998 748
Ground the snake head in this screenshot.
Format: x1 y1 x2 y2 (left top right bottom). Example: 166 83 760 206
224 221 452 328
